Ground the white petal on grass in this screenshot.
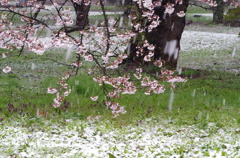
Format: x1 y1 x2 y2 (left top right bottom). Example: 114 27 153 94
0 121 240 157
90 96 98 101
181 31 239 52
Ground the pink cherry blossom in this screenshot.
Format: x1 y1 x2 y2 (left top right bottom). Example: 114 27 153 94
71 62 82 67
144 89 151 95
147 44 155 51
87 69 93 75
161 69 175 76
84 54 93 62
102 56 109 63
2 52 7 58
105 101 112 107
2 66 11 73
153 85 165 94
1 13 7 19
176 0 183 4
47 87 58 94
136 68 143 73
153 60 163 67
177 11 186 17
144 55 151 62
165 3 175 15
53 93 64 108
73 0 82 4
167 76 187 83
64 89 71 96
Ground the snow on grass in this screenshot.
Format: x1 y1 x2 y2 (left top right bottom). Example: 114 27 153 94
0 119 239 157
39 30 239 53
187 13 213 17
181 31 240 52
179 30 240 71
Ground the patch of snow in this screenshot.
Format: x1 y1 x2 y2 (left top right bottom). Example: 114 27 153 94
181 31 240 52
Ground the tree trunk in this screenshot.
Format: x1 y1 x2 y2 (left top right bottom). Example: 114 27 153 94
149 0 189 69
127 0 189 69
213 0 224 23
71 0 91 30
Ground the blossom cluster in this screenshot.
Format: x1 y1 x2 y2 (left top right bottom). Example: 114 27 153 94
2 52 11 73
93 75 137 96
73 0 91 5
47 72 72 108
161 69 187 89
141 77 166 95
55 7 74 26
135 40 156 62
106 101 127 118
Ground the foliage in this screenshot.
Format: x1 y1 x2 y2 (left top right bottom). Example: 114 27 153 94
189 0 240 23
186 6 212 14
224 7 240 22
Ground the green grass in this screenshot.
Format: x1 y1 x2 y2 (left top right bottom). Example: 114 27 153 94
90 5 123 11
186 14 213 24
0 48 239 129
187 6 212 14
179 49 240 71
186 6 213 25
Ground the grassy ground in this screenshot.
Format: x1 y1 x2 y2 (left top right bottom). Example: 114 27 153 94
0 47 239 157
0 47 239 128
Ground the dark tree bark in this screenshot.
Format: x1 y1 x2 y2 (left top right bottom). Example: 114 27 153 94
148 0 189 69
127 0 189 69
71 0 91 30
213 0 224 23
122 0 133 16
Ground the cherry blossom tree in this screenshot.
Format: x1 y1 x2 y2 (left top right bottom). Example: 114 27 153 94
125 0 239 68
125 0 190 68
0 0 239 117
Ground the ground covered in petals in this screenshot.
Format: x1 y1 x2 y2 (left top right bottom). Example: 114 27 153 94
0 118 239 158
